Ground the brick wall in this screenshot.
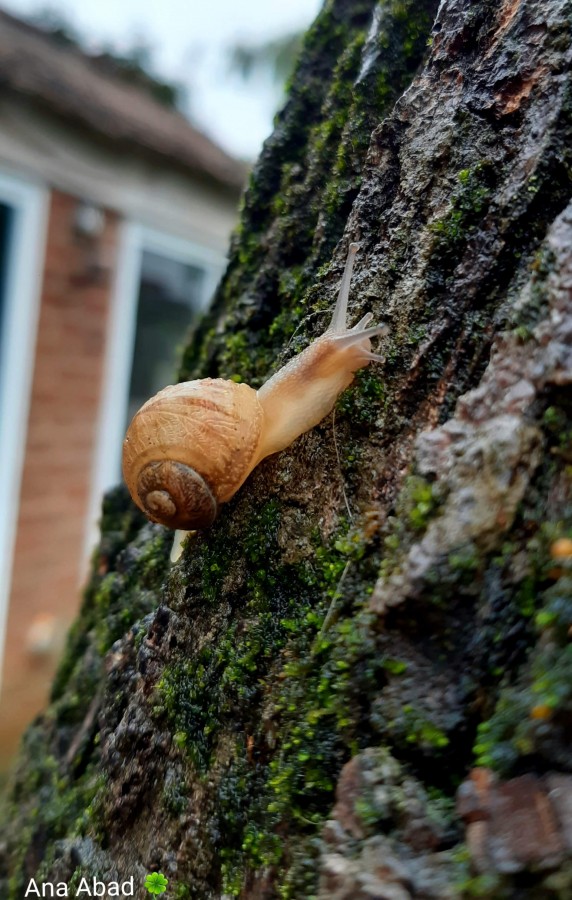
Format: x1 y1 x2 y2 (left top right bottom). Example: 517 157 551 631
0 189 117 767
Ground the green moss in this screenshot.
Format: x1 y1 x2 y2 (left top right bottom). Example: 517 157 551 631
405 324 428 347
382 658 408 675
474 570 572 773
162 780 188 817
449 843 506 897
336 367 387 428
320 0 436 224
4 747 105 900
378 703 451 752
510 244 559 334
460 871 505 897
530 642 572 710
428 162 494 249
542 404 572 458
448 545 481 573
91 532 170 657
377 476 443 589
536 576 572 639
405 476 440 531
156 503 357 776
157 503 391 895
217 330 272 386
51 494 169 703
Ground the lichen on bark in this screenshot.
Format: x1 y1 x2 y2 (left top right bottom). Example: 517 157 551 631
2 0 572 898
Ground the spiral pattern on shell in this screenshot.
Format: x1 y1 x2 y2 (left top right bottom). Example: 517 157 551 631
122 378 264 529
136 459 217 529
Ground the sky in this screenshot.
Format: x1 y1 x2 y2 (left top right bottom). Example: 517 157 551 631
2 0 323 159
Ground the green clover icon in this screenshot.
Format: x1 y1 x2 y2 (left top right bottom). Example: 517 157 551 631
145 872 168 894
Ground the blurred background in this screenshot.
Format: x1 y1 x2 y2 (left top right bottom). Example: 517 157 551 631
0 0 321 769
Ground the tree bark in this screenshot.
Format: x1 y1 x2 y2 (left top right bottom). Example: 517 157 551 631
2 0 572 898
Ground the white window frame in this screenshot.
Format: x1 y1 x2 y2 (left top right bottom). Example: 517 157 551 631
86 222 225 560
0 171 48 687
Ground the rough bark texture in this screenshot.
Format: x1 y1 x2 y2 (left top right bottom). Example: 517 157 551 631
2 0 572 897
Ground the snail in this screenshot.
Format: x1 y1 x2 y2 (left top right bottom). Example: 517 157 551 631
122 242 388 558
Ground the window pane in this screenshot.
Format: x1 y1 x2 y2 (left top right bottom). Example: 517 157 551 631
127 249 206 425
0 202 14 363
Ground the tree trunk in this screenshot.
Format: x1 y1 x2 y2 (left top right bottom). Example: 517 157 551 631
2 0 572 897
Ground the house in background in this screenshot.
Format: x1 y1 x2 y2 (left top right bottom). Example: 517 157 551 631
0 9 245 767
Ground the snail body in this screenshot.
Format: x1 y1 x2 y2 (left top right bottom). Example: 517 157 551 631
122 243 387 536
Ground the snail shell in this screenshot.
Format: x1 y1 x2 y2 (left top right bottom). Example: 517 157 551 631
122 378 264 529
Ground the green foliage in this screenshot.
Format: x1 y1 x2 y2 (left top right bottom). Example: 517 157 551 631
31 10 183 107
229 31 304 87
